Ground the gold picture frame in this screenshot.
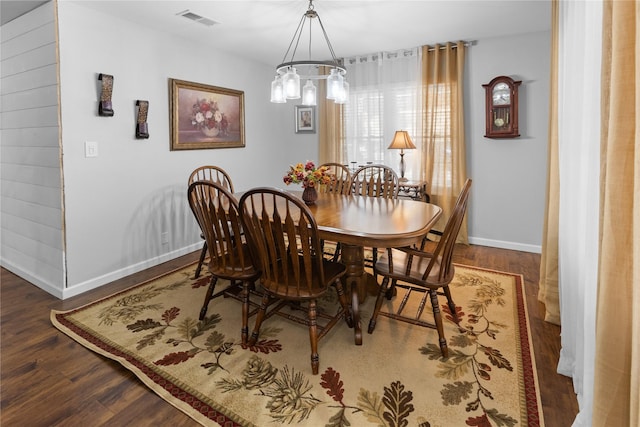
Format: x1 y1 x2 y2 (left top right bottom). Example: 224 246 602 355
169 78 245 150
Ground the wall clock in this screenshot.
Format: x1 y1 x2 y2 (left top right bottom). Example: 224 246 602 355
482 76 521 138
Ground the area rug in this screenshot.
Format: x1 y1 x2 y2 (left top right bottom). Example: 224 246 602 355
51 263 544 427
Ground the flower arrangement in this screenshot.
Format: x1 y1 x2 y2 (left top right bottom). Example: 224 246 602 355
283 161 333 188
191 98 228 135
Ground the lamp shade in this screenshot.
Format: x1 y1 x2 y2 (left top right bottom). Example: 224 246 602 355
335 81 349 104
283 67 301 99
301 80 317 106
326 68 344 100
270 76 286 103
388 130 416 150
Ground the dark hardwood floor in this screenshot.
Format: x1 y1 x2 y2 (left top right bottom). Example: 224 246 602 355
1 245 578 426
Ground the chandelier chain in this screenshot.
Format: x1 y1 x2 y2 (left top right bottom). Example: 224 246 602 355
280 13 307 65
270 0 348 105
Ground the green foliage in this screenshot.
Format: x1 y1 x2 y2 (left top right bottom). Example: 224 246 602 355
485 408 518 427
356 388 385 426
326 407 351 427
440 381 474 406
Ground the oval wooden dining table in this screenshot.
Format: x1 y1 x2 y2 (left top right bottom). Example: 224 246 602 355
289 190 442 345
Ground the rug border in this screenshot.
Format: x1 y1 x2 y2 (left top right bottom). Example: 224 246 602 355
51 263 544 427
50 262 246 427
454 263 545 427
51 311 235 426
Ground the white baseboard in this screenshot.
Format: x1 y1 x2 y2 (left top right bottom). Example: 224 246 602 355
468 236 541 254
1 243 202 300
0 259 66 299
60 243 202 299
5 237 539 300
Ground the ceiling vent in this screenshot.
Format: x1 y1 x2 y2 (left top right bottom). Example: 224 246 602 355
177 10 219 27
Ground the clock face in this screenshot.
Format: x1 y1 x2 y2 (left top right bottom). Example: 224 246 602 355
492 83 510 105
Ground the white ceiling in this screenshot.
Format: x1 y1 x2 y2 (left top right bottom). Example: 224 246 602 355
0 1 48 25
3 1 551 67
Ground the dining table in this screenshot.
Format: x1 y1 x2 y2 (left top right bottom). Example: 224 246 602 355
288 190 442 345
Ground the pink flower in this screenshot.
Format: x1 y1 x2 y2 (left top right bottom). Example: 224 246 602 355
283 161 333 189
191 99 223 131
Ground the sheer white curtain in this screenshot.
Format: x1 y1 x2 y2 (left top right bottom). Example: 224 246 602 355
556 1 602 425
342 49 422 176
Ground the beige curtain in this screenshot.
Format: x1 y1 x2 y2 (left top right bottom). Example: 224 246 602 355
318 67 345 165
421 42 468 242
593 1 639 425
538 0 561 325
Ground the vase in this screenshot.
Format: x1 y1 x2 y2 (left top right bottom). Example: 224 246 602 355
201 126 219 137
302 186 318 205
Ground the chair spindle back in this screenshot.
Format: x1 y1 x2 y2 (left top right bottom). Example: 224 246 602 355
352 164 400 199
239 188 327 298
318 163 352 195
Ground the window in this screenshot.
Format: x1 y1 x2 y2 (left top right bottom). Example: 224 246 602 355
343 64 422 177
425 82 453 189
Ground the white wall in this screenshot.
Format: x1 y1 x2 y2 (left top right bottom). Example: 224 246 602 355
0 1 65 295
1 2 550 299
56 2 293 297
466 31 550 253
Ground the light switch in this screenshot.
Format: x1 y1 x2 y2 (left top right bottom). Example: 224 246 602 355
85 141 98 158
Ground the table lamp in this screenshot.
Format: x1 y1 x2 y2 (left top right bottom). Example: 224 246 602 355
387 130 416 182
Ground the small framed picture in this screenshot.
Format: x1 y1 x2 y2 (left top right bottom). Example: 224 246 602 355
295 105 316 134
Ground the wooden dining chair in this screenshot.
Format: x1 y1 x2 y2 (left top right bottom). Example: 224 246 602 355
351 164 400 199
318 163 352 261
318 162 352 195
368 179 472 358
188 166 235 278
351 164 400 276
187 181 260 344
238 187 353 375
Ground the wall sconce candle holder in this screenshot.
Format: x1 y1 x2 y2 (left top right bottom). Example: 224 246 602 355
135 100 149 139
98 73 114 116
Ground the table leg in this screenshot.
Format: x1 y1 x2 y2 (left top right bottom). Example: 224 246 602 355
340 243 365 345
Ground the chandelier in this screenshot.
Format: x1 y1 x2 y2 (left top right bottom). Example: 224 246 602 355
270 0 348 106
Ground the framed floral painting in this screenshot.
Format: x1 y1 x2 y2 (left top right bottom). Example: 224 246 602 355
295 105 316 134
169 79 245 150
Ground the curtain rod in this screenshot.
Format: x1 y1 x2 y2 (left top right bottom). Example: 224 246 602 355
425 41 475 51
344 41 475 63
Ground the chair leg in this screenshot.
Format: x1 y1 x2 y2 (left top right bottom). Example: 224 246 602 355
368 276 390 334
372 248 378 282
333 278 353 328
241 281 250 345
308 300 319 375
248 293 270 346
195 241 208 278
429 289 448 358
442 286 458 323
199 276 218 320
332 243 342 262
385 279 397 300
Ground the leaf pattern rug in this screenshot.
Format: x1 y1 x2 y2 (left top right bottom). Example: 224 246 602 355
51 263 544 427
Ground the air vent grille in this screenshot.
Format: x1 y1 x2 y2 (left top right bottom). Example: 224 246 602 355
177 10 219 27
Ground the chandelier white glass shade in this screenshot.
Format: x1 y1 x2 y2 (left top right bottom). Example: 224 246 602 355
270 77 285 103
270 0 348 106
302 80 317 105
